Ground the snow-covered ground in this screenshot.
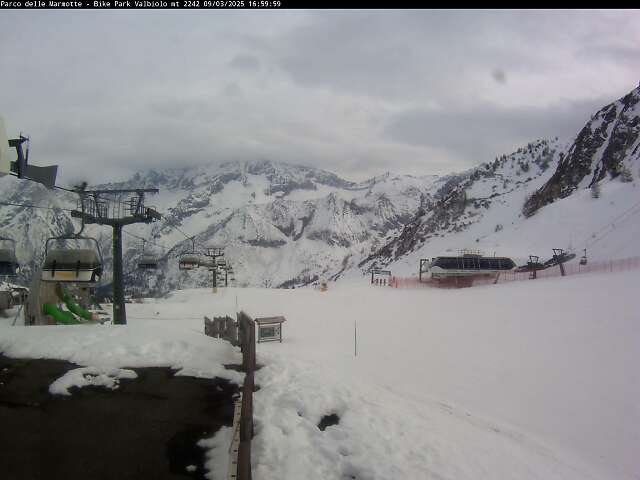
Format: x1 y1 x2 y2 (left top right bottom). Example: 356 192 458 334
1 269 638 479
0 309 243 384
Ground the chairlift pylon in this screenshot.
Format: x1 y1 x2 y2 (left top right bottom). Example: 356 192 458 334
0 237 19 276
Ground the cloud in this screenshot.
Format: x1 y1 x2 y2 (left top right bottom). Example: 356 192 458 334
229 54 261 71
0 10 639 186
574 44 640 65
383 97 609 164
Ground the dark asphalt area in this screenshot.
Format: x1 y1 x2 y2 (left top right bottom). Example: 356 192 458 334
0 354 239 480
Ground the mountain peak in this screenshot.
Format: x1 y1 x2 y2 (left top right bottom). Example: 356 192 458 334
523 84 640 216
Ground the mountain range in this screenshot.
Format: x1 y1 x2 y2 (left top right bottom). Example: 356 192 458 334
1 85 638 293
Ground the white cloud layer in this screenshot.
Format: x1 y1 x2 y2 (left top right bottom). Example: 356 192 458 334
1 10 638 184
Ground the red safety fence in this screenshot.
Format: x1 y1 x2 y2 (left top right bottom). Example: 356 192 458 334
386 256 640 289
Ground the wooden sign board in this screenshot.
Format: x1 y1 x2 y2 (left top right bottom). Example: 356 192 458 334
255 316 286 343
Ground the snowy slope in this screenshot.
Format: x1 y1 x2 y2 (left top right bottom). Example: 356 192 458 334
4 270 637 479
197 271 639 479
360 164 640 280
359 138 567 271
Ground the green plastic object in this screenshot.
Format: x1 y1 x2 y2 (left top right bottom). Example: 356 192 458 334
61 287 94 321
42 303 82 325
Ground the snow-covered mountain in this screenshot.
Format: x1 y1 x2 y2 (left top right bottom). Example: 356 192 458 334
359 85 640 276
1 86 639 292
523 86 640 216
360 138 563 268
0 160 439 291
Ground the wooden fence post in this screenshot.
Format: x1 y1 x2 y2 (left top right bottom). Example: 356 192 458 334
229 317 239 346
204 316 212 337
205 311 256 480
237 311 256 480
240 371 254 440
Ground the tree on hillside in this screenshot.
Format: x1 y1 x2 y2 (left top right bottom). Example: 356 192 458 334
619 165 633 183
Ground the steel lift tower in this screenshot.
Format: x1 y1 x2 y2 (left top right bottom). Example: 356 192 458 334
71 189 161 325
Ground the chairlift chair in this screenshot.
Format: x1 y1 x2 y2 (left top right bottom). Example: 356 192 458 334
42 236 103 283
579 249 588 266
0 237 18 276
138 254 159 270
179 254 200 270
137 240 159 270
179 237 201 270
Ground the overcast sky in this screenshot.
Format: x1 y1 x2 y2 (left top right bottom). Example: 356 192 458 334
1 10 639 184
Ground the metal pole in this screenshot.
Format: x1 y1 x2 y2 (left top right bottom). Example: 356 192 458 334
112 224 126 325
354 319 357 357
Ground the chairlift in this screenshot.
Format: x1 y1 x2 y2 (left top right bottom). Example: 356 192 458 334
179 254 200 270
0 237 18 276
138 255 158 270
137 239 158 270
179 237 201 270
42 236 103 283
579 249 588 266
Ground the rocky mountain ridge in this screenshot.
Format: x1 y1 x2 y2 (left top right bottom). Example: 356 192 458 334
523 86 640 216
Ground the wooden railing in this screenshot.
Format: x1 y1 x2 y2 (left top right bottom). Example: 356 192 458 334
204 311 256 480
204 315 239 346
236 311 256 480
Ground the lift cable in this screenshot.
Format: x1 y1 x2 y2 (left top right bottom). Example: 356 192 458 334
121 229 170 252
0 200 76 213
157 211 193 241
582 198 640 243
2 189 217 258
0 199 197 252
583 203 640 250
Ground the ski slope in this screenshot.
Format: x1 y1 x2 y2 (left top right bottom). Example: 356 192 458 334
373 175 640 278
1 269 638 479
